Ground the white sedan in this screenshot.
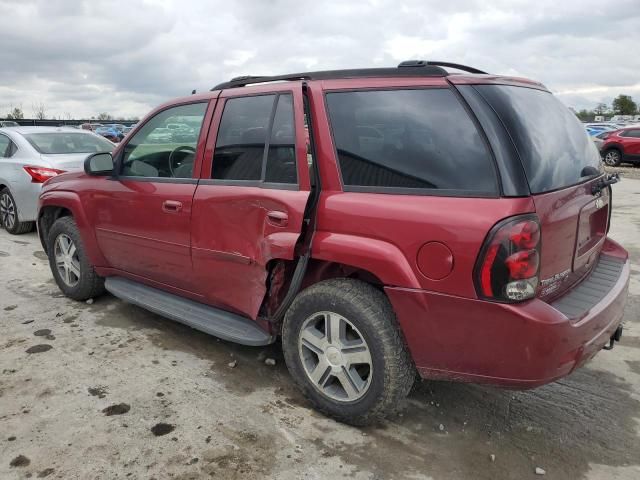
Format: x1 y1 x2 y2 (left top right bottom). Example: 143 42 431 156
0 126 114 234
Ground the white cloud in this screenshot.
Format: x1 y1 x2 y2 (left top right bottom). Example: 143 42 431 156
0 0 639 118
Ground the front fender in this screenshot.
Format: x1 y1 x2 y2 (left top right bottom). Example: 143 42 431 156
310 231 420 288
38 190 107 267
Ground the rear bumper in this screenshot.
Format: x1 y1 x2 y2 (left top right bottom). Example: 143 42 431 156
386 238 629 389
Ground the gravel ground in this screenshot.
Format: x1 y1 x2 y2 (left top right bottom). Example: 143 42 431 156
1 180 640 479
605 164 640 180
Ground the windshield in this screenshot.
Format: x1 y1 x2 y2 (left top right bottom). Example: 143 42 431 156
475 85 602 194
24 132 114 154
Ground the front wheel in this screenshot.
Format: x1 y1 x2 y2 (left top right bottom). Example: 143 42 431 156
282 279 415 425
603 149 622 166
47 216 105 301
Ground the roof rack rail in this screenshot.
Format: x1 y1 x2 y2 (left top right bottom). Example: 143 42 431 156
211 64 449 91
398 60 488 75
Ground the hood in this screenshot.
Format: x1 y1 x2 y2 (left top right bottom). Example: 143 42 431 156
40 153 88 171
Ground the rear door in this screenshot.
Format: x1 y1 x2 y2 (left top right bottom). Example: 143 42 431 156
92 101 213 293
471 84 609 299
191 84 311 319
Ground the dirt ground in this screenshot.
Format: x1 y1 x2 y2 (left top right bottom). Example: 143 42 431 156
1 180 640 480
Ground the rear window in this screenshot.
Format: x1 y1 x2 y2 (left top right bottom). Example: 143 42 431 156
474 85 602 194
25 132 114 154
325 88 497 194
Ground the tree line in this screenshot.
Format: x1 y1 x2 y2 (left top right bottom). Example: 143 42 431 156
3 104 138 122
575 94 638 121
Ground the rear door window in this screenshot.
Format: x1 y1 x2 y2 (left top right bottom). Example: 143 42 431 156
474 85 602 194
325 88 497 194
212 93 297 185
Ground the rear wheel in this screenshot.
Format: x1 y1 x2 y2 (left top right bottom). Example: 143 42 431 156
282 278 414 425
603 148 622 166
0 188 34 235
47 216 105 301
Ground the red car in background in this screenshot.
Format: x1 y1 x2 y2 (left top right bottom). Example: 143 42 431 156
601 127 640 166
37 61 629 425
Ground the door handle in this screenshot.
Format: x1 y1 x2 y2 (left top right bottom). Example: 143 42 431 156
266 210 288 227
162 200 183 213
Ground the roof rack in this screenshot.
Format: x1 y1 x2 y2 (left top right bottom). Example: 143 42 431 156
211 60 488 90
398 60 488 74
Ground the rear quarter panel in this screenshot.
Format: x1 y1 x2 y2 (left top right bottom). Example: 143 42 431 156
313 192 535 296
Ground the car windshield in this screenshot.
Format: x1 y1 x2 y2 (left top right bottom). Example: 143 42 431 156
24 132 114 154
475 85 603 194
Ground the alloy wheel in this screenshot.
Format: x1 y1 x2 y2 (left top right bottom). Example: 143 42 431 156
54 233 81 287
604 151 620 166
0 193 16 230
298 311 373 402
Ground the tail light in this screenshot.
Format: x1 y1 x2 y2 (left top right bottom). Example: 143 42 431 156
23 166 66 183
475 215 541 302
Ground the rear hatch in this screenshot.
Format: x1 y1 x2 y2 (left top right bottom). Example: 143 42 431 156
473 84 608 300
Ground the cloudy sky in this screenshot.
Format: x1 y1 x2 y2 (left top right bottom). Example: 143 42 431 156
1 0 639 119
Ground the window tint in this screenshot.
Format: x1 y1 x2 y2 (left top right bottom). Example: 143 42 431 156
122 102 207 178
265 94 297 183
325 89 496 193
213 95 274 181
0 135 10 158
475 85 602 194
622 129 640 138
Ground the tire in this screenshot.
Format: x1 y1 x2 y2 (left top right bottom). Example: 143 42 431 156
603 148 622 167
282 278 415 425
47 216 105 301
0 188 34 235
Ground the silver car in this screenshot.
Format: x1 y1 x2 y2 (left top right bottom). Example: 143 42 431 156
0 126 114 234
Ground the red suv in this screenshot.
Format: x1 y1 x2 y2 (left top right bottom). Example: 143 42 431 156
37 61 629 424
601 127 640 166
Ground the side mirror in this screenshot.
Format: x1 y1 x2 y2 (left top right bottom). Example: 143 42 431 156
84 152 114 176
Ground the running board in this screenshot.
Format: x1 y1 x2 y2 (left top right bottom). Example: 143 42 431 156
104 277 274 346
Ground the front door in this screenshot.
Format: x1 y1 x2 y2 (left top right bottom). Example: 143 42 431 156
191 86 311 318
93 101 212 293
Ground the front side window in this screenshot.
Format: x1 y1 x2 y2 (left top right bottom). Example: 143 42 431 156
212 93 297 184
325 89 497 193
122 102 207 178
623 129 640 138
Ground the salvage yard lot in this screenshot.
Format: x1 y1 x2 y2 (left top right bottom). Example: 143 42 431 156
1 181 640 479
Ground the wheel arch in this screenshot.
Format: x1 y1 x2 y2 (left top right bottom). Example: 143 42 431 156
38 191 107 267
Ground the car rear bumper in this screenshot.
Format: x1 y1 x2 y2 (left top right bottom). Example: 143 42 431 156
385 238 629 389
11 180 42 222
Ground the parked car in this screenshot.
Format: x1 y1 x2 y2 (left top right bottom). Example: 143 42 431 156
80 123 104 132
95 126 124 143
585 123 619 131
601 127 640 166
0 120 20 128
0 126 114 234
37 61 629 425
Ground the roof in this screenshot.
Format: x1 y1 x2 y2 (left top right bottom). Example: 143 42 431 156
211 60 488 90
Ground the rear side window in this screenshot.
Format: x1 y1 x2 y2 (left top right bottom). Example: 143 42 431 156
474 85 602 194
212 93 297 184
325 89 497 194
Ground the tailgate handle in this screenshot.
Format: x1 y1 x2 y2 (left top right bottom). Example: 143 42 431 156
162 200 183 213
266 210 288 227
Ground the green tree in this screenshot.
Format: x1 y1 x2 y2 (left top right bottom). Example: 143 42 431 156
611 95 637 115
594 102 608 115
575 109 593 121
6 107 24 119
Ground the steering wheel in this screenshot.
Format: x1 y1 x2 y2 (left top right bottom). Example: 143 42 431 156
168 145 196 177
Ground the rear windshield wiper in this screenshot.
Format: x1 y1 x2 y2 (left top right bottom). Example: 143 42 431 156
591 172 620 195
